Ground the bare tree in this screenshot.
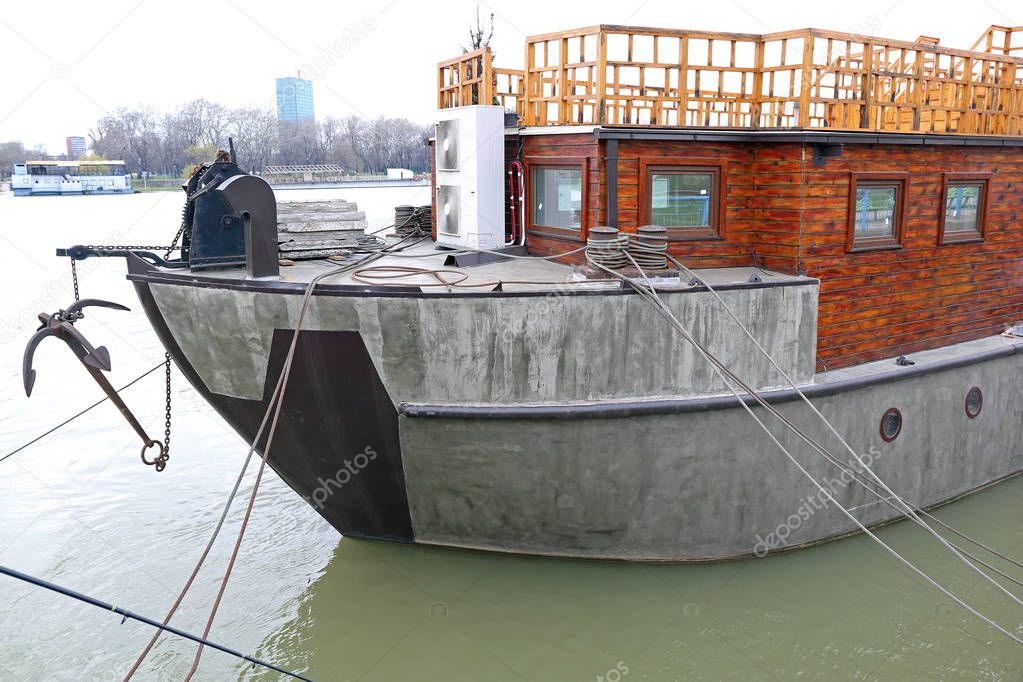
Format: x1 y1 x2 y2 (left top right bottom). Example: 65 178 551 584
84 99 431 178
460 3 495 53
228 106 278 172
0 140 26 178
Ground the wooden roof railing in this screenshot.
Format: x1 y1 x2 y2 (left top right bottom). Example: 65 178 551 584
437 25 1023 136
971 25 1023 57
438 47 498 109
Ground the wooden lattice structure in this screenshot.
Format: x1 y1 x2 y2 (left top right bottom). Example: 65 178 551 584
438 25 1023 136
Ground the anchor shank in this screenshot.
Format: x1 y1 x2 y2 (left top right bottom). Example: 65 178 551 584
82 364 154 445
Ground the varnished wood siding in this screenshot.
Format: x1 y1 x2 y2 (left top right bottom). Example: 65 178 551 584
513 133 1023 370
799 144 1023 369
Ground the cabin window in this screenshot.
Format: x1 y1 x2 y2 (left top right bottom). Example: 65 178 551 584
533 168 582 230
643 165 721 239
847 174 907 251
940 174 989 244
527 160 587 237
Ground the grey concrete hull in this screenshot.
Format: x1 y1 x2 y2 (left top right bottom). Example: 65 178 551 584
128 265 1023 561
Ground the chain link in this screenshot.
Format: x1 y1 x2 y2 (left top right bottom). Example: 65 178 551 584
70 259 80 303
164 224 186 259
82 244 178 252
67 258 173 472
163 352 172 466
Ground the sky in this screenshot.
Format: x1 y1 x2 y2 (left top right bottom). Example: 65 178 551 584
1 0 1019 154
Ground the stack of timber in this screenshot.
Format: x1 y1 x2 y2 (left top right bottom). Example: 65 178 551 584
277 199 368 259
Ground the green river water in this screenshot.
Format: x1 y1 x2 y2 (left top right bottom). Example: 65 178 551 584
0 190 1020 680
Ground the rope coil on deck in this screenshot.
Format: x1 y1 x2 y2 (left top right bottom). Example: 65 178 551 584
585 226 630 269
629 226 669 270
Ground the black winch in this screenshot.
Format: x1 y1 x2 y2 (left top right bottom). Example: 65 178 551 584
59 144 279 278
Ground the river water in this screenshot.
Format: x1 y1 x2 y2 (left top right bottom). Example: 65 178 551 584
0 188 1020 681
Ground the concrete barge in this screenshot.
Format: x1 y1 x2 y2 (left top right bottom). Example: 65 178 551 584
53 21 1023 560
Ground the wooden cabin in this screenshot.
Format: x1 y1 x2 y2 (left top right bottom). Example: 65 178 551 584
433 24 1023 370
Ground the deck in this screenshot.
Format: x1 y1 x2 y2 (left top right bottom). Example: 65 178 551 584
169 240 805 294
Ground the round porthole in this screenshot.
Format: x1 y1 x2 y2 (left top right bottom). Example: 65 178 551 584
965 387 983 419
880 408 902 442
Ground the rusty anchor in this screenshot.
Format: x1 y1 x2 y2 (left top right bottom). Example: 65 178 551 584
22 299 169 471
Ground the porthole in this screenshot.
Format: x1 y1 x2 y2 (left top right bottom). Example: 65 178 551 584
880 407 902 442
965 387 983 419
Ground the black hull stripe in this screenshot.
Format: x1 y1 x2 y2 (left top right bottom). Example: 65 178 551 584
133 280 415 542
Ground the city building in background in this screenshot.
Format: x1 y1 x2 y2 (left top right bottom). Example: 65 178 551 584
275 77 315 123
65 136 87 160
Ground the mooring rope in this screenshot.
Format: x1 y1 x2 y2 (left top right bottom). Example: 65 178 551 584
646 248 1023 608
588 249 1023 646
0 563 312 680
123 234 429 681
1 362 165 465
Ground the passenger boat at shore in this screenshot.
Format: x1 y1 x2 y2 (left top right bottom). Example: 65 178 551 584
12 160 132 196
36 23 1023 561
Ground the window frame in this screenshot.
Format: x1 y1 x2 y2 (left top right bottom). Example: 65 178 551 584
639 158 726 240
938 172 990 245
524 156 589 241
846 172 908 252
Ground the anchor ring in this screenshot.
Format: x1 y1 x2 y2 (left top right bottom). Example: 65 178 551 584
140 440 168 472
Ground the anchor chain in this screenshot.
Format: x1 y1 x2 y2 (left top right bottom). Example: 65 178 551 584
70 259 79 303
141 354 172 472
52 265 175 473
161 353 172 469
81 243 178 252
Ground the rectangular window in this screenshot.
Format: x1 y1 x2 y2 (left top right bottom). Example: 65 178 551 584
643 164 721 239
940 174 989 244
532 167 583 231
847 174 906 251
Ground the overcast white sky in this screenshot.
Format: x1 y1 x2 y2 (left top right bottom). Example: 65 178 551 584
1 0 1019 154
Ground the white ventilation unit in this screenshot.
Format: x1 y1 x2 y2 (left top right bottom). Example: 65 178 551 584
434 105 505 250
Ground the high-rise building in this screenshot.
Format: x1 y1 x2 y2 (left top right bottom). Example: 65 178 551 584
65 136 87 159
275 77 315 123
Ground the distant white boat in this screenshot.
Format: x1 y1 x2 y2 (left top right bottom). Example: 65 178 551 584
12 160 133 196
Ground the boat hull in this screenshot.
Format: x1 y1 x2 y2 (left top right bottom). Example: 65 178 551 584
129 265 1023 561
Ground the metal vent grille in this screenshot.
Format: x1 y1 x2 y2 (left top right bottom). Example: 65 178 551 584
436 185 460 235
436 119 459 171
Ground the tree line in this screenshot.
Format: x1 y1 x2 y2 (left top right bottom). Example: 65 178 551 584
0 98 432 178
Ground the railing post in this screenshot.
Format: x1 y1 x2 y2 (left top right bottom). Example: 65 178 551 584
524 40 535 126
483 48 495 105
437 65 445 110
751 38 765 129
912 49 925 131
560 36 569 124
860 42 874 129
596 29 607 125
958 57 974 133
677 36 689 126
798 30 814 128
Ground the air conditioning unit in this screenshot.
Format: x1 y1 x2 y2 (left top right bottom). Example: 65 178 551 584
434 105 505 250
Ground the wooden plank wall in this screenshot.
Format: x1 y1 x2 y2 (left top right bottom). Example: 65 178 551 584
799 143 1023 369
513 133 1023 369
